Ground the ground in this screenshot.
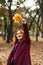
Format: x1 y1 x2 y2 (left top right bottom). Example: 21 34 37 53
0 36 43 65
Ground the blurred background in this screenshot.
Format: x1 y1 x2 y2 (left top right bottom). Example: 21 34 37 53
0 0 43 42
0 0 43 65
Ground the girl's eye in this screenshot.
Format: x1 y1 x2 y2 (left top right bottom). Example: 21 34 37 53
16 33 22 35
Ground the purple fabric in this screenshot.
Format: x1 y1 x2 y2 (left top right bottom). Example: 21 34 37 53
7 22 31 65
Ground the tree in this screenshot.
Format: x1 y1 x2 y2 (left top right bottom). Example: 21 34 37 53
0 0 14 43
0 6 8 39
35 0 43 37
3 15 7 40
0 0 25 43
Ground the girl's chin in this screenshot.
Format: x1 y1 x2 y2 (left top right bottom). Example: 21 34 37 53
17 37 23 40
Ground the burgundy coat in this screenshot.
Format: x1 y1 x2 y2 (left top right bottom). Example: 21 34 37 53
7 22 31 65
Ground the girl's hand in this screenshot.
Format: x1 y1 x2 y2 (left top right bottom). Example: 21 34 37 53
22 18 27 24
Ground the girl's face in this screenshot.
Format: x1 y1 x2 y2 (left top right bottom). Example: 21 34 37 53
16 30 24 41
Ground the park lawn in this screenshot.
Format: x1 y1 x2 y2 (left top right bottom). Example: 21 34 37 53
30 36 43 43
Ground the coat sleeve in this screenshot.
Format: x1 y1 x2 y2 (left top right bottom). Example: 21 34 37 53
22 22 31 44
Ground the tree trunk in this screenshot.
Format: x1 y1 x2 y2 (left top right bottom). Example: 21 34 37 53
7 6 13 43
41 15 43 37
7 27 10 43
36 17 39 42
36 27 39 41
39 1 43 38
36 32 39 41
3 16 7 40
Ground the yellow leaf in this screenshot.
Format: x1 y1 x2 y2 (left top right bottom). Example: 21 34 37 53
13 13 22 23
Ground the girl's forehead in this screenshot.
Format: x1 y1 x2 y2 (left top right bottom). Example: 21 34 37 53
17 31 21 34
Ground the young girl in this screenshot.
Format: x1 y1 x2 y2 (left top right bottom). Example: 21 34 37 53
7 19 31 65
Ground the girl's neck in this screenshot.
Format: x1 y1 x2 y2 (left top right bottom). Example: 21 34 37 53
18 39 21 42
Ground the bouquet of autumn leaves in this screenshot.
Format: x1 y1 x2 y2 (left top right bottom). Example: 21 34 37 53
13 13 22 23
